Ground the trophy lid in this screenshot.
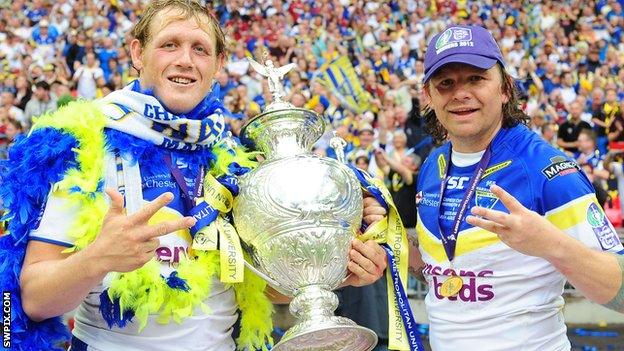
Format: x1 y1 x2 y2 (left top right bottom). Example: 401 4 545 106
240 107 325 159
240 53 327 158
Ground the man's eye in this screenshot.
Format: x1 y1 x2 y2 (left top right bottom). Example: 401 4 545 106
163 43 176 49
438 80 453 88
470 75 484 82
194 46 206 54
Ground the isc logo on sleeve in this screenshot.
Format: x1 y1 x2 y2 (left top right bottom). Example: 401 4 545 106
446 176 470 190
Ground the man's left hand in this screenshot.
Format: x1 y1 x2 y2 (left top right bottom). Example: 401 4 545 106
342 194 388 287
363 194 386 225
344 238 387 287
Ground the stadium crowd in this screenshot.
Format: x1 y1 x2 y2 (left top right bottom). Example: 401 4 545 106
1 0 624 219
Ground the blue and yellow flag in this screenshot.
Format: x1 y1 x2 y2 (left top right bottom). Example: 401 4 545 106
317 56 371 114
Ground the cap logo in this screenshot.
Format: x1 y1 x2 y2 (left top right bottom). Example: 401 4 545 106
435 27 474 54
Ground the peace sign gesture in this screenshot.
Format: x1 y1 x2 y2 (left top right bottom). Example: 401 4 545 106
466 184 563 259
86 188 197 274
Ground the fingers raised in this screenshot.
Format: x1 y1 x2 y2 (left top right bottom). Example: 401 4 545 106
470 207 510 226
140 216 196 240
106 187 125 215
466 215 506 234
490 184 524 214
130 192 174 224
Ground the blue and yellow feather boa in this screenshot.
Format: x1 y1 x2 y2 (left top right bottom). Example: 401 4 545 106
0 101 272 350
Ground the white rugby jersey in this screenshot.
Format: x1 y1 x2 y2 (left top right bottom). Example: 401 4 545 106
416 125 624 351
29 151 237 351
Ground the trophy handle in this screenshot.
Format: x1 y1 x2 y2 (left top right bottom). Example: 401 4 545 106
243 260 291 296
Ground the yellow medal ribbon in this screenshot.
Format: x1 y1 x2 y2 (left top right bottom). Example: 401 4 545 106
192 220 218 251
203 173 233 213
217 217 245 283
190 173 244 283
361 177 410 351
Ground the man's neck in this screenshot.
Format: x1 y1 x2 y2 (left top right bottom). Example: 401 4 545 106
449 123 502 153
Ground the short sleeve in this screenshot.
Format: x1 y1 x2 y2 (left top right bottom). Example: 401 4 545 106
28 187 80 248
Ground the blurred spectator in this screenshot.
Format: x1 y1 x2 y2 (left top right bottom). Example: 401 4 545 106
0 91 26 128
13 75 32 111
576 129 609 206
541 122 558 146
72 52 104 100
591 87 609 154
31 19 58 45
96 37 118 82
348 123 378 176
24 0 48 24
0 118 24 160
557 101 593 155
23 80 57 129
374 147 420 230
529 113 547 135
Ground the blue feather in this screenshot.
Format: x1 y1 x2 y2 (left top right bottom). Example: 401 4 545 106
0 128 79 350
99 289 135 329
165 271 190 291
227 162 251 177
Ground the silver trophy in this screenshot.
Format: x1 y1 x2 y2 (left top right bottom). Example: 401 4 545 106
232 55 378 351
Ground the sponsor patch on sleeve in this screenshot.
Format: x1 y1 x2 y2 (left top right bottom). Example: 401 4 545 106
541 156 581 180
587 203 620 250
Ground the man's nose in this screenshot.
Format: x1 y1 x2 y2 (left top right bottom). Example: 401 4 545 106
175 47 193 68
451 83 471 100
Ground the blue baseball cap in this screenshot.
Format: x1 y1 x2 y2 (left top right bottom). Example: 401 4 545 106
423 25 505 83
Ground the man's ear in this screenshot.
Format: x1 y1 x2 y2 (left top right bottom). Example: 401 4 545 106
423 84 432 105
129 38 144 72
216 53 225 73
502 76 512 104
501 69 513 104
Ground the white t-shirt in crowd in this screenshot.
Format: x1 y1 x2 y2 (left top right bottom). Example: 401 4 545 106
74 66 104 100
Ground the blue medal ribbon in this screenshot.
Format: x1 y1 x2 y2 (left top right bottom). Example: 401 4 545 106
218 174 240 196
437 146 492 262
348 164 388 232
348 164 389 209
188 201 219 236
163 153 204 213
165 153 219 237
382 244 424 351
164 155 241 237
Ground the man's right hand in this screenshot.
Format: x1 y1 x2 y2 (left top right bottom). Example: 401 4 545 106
86 188 196 274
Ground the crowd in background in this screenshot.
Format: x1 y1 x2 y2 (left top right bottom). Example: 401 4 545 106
1 0 624 224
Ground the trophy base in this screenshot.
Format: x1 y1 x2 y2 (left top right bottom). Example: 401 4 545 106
272 316 378 351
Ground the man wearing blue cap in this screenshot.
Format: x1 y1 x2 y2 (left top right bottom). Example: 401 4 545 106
412 25 624 350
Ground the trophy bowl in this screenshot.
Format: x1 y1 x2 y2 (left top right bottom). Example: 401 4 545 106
232 106 378 351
